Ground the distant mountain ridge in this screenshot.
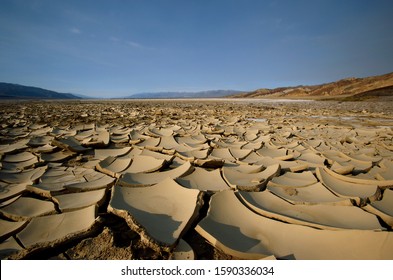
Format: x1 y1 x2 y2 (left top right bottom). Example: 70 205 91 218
126 90 243 99
0 82 81 99
230 72 393 99
2 71 392 100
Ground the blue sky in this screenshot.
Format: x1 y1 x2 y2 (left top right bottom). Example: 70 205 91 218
1 0 392 97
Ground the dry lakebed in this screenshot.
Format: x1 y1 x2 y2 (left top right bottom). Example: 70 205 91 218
1 98 393 260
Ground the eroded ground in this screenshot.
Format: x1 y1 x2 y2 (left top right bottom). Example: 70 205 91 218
1 98 393 260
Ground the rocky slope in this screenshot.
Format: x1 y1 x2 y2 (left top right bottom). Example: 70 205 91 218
231 72 393 99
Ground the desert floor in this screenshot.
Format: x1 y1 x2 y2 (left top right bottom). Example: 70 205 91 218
1 98 393 260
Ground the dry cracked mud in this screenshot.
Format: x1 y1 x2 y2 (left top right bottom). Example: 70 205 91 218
1 98 393 260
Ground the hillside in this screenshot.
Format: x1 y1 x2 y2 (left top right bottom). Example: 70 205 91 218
0 82 81 99
230 72 393 99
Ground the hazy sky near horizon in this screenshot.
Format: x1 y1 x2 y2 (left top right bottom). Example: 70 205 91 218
1 0 392 97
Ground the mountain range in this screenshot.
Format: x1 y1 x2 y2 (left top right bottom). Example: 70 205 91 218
0 82 81 99
126 90 243 99
1 71 392 100
230 72 393 99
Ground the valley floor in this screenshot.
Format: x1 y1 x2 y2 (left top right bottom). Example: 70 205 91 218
1 99 393 260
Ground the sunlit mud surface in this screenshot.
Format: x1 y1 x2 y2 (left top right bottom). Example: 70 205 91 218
1 99 393 260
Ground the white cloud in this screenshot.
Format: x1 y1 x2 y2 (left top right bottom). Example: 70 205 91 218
70 27 81 34
110 36 120 42
127 41 142 48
